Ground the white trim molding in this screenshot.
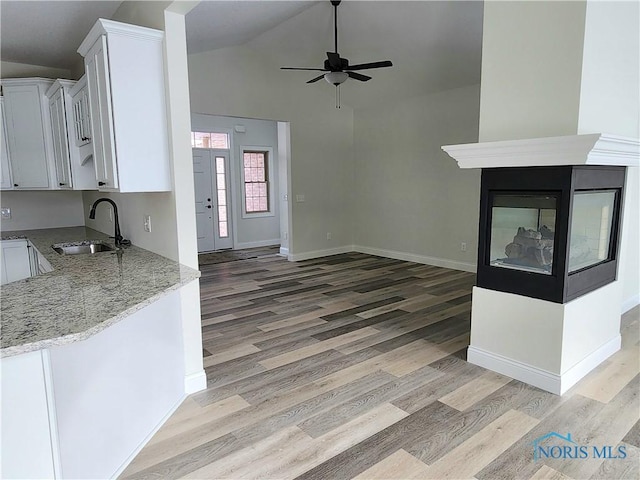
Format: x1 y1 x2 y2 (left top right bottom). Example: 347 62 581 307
442 133 640 169
622 293 640 314
353 245 476 273
288 246 353 262
279 247 289 257
235 239 280 250
184 370 206 394
468 346 561 394
112 395 186 479
469 335 620 396
78 18 163 56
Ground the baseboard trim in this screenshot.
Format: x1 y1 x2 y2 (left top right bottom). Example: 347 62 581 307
288 246 353 262
469 335 621 395
353 245 477 273
468 346 561 394
560 335 621 394
621 293 640 314
234 239 280 249
111 394 186 479
279 246 289 257
184 370 207 394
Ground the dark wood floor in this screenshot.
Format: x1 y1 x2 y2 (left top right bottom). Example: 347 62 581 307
122 252 639 479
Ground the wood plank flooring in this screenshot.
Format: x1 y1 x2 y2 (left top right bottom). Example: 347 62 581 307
121 252 640 480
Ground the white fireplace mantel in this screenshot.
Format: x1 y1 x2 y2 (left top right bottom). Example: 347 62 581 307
442 133 640 169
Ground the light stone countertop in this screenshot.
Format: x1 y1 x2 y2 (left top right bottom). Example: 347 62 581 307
0 227 200 358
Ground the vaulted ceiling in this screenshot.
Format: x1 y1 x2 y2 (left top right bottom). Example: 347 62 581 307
1 1 483 109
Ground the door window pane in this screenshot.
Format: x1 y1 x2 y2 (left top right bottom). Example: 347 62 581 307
191 132 229 149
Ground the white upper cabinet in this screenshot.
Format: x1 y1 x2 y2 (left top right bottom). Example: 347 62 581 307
46 80 73 189
0 98 13 190
69 75 92 148
46 79 96 190
1 78 54 189
78 19 171 192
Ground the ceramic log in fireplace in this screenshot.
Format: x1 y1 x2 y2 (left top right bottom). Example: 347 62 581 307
477 165 626 303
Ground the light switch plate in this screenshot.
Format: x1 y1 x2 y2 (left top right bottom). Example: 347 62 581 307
1 207 11 219
143 214 152 232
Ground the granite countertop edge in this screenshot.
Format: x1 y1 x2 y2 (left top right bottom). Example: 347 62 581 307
0 275 198 358
1 227 201 358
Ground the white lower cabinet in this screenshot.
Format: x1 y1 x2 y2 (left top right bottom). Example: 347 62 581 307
0 351 58 479
0 239 33 285
0 350 58 479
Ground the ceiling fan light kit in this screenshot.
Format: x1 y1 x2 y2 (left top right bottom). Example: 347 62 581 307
281 0 393 108
325 72 348 85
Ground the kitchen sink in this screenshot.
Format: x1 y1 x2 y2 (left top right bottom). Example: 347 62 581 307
52 241 116 255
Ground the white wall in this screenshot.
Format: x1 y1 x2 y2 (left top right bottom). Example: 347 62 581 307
578 0 640 139
0 191 84 230
576 0 640 311
353 85 481 270
0 61 72 79
478 0 640 310
478 0 587 142
82 191 178 260
191 113 281 248
188 45 354 256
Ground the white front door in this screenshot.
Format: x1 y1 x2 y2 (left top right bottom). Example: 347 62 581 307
193 149 233 252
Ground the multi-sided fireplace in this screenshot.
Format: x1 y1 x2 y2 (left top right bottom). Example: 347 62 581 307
443 133 638 395
477 165 626 303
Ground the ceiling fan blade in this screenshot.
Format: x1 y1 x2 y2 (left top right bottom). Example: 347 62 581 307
281 67 328 71
326 52 342 69
347 71 371 82
346 60 393 71
307 74 326 84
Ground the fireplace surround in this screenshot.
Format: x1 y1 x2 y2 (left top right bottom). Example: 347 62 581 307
442 133 638 394
477 165 626 303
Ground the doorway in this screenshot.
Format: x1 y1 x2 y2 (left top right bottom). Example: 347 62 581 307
193 148 233 252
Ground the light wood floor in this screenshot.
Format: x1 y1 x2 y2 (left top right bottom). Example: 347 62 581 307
122 252 639 480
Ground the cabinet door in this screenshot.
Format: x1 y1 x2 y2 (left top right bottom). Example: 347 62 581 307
71 88 92 147
0 240 32 285
85 36 118 190
2 84 51 189
0 98 13 190
48 88 73 189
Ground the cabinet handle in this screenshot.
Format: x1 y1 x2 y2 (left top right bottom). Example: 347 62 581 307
82 137 89 141
207 205 212 209
13 184 18 187
59 182 66 186
98 181 106 186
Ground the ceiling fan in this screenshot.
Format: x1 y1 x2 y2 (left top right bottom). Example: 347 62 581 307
280 0 393 107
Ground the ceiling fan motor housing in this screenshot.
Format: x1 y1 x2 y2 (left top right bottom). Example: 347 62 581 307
324 57 349 71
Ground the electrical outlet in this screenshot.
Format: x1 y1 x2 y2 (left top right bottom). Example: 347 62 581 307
143 214 152 233
1 207 11 219
461 242 467 252
326 232 332 240
283 194 288 201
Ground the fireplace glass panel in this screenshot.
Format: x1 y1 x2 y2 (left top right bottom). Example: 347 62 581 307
568 190 616 273
489 194 557 274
